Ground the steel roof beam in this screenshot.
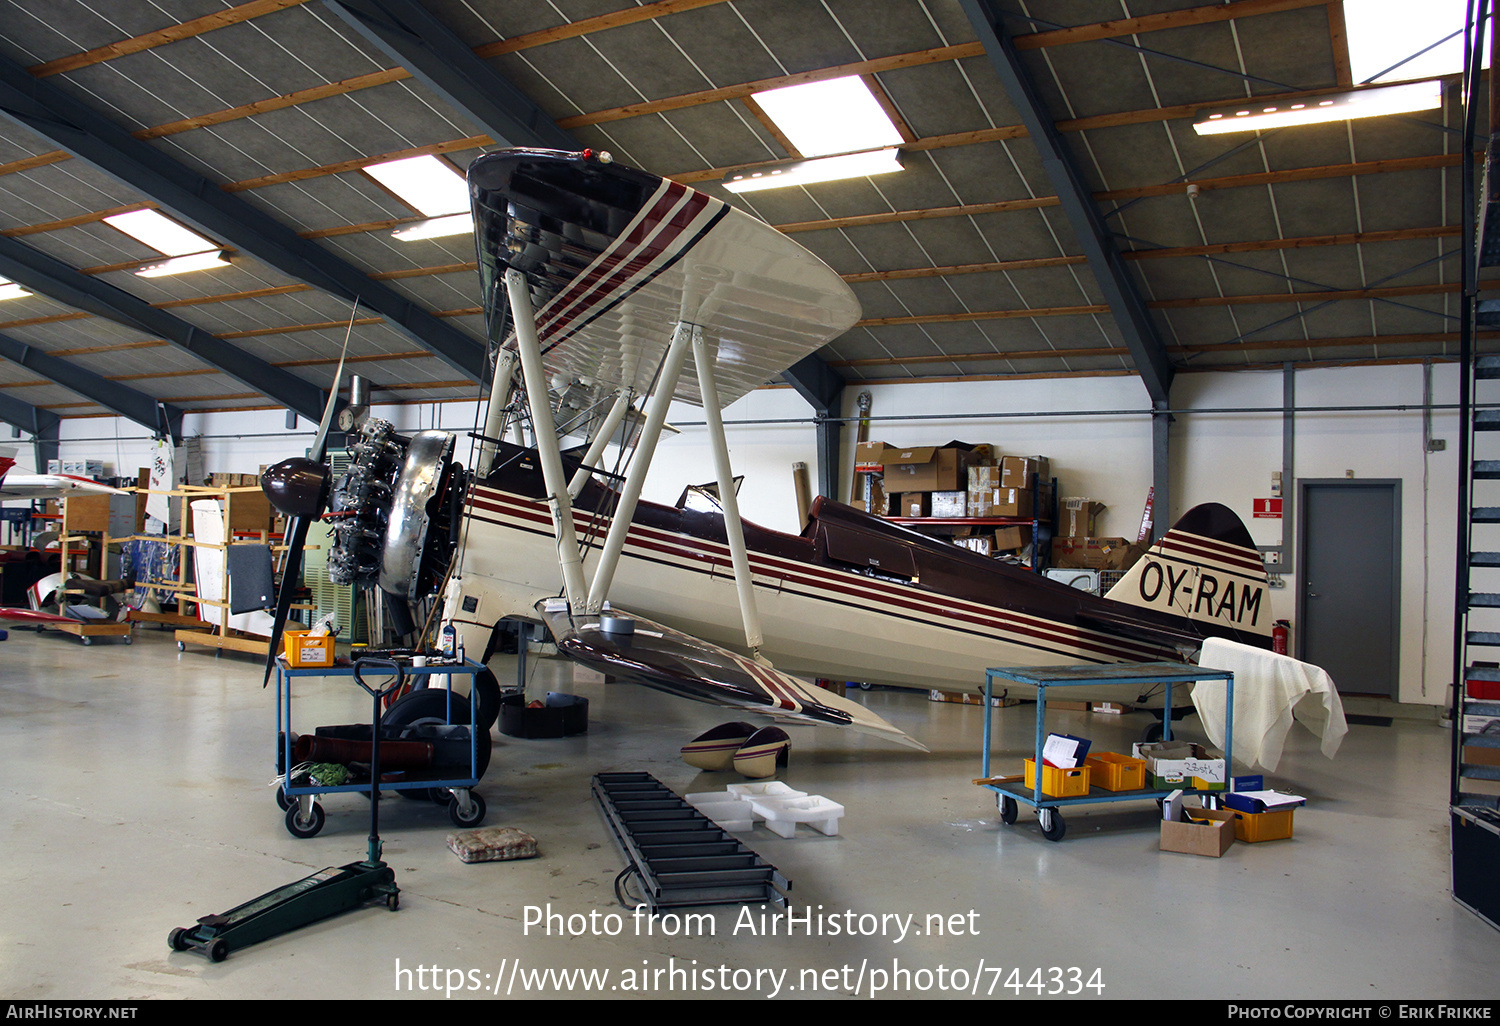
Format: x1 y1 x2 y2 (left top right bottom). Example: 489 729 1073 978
0 233 332 423
782 354 845 501
321 0 579 150
961 0 1175 404
0 391 59 470
0 54 487 382
0 329 185 443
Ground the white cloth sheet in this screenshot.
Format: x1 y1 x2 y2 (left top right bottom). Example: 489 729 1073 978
1192 637 1348 771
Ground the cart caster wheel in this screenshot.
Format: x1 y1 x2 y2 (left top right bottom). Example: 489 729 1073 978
275 786 292 811
207 939 228 963
387 892 400 911
80 636 90 646
285 801 325 838
123 635 132 645
448 791 486 828
168 927 191 952
177 641 185 652
1039 808 1066 842
999 795 1018 825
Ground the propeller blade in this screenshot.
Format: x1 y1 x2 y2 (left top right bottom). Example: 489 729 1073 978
262 513 313 687
308 300 357 462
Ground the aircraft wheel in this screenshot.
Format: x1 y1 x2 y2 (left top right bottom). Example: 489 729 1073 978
382 688 491 800
285 801 325 839
999 795 1018 825
1039 808 1066 842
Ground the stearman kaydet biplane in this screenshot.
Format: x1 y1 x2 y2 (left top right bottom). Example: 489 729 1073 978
257 149 1275 754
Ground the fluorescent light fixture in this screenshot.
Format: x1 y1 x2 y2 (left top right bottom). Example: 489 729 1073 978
751 75 905 157
1192 80 1441 135
103 209 217 256
364 154 469 217
135 251 230 278
390 213 475 241
723 148 904 194
0 277 31 301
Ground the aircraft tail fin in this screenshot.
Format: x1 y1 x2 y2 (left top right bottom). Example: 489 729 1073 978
1103 503 1273 645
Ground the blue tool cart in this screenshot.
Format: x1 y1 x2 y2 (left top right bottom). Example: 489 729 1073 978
981 661 1234 842
275 656 488 837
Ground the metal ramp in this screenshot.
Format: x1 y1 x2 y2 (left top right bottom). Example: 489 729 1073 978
592 772 789 912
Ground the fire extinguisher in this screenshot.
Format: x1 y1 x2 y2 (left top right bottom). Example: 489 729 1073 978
1272 619 1291 655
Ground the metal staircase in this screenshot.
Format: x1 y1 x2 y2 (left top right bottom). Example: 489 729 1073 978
1452 2 1500 931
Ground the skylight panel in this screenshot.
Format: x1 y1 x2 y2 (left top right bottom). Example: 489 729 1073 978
1343 0 1485 84
103 209 217 257
0 278 31 301
751 76 905 157
364 155 470 217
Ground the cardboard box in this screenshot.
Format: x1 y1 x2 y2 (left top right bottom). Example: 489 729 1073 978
1051 537 1144 571
969 464 1002 491
1463 745 1500 768
957 535 993 557
993 525 1032 551
1060 498 1105 539
1160 808 1236 857
930 490 966 518
855 440 890 473
1001 455 1050 490
881 444 974 492
897 493 929 518
1135 741 1227 790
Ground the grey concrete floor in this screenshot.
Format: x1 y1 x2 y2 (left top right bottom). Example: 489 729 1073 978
1 625 1496 1002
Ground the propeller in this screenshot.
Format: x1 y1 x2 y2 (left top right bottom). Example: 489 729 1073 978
259 305 355 685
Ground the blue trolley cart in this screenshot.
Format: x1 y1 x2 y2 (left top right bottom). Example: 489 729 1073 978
981 661 1234 842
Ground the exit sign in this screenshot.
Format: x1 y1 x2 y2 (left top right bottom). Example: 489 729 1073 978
1253 498 1283 519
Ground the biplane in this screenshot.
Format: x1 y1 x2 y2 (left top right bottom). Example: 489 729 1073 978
256 148 1275 752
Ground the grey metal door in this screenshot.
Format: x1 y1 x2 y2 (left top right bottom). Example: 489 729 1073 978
1297 480 1401 697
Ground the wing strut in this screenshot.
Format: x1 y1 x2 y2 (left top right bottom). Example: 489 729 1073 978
505 268 589 610
692 327 764 654
568 387 634 499
474 350 517 478
585 321 694 613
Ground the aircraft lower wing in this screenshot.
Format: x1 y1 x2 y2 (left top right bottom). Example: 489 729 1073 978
0 473 126 501
536 601 927 752
0 607 89 626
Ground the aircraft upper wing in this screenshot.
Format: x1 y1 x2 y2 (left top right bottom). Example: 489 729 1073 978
537 600 927 751
469 149 861 410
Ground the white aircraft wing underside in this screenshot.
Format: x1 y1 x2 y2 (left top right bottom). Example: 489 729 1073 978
469 149 860 410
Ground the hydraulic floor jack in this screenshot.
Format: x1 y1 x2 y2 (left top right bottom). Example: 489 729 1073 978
169 659 405 962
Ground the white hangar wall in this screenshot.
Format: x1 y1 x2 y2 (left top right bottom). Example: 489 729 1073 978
24 363 1461 707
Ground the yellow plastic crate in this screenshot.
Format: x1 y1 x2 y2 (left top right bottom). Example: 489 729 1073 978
1084 752 1147 792
1024 758 1091 798
1228 808 1295 842
283 629 334 668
